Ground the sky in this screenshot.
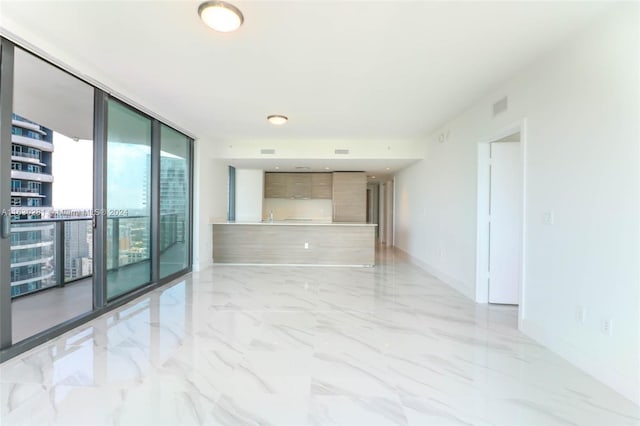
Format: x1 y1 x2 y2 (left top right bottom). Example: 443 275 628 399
51 132 93 210
51 132 180 212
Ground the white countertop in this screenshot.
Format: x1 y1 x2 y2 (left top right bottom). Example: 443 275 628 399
211 221 377 227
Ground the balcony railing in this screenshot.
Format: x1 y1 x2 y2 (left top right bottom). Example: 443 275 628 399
11 187 41 194
10 214 184 299
10 217 91 298
12 151 42 161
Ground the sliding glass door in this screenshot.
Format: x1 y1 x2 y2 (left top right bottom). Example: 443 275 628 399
9 46 95 343
106 100 152 300
159 125 191 279
0 37 193 360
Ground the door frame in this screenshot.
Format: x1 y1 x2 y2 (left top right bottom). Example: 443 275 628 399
475 119 528 322
0 38 15 349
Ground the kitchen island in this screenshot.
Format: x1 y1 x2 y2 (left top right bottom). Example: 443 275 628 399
211 221 376 266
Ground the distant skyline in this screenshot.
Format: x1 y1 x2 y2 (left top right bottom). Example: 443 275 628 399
52 132 181 212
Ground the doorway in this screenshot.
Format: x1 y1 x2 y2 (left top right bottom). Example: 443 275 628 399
488 138 522 304
9 46 95 343
366 183 380 239
476 124 525 309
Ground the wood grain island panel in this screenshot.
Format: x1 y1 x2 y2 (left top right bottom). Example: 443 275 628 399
212 222 376 266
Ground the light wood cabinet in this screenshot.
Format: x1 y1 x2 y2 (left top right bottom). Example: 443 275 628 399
332 172 366 222
264 172 287 198
264 172 333 199
311 173 333 199
285 173 312 199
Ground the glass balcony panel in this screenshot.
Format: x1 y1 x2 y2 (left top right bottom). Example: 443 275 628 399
9 221 57 297
106 100 152 300
159 125 190 279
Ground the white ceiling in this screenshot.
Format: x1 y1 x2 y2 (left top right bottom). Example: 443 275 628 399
13 47 94 140
0 0 610 174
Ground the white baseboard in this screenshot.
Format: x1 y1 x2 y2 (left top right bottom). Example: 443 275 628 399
395 247 475 301
520 317 639 406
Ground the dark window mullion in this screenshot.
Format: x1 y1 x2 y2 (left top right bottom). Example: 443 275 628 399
151 120 160 284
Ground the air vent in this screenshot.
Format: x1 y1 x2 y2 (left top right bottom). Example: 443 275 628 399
295 166 311 170
493 96 508 116
334 149 349 155
260 148 276 155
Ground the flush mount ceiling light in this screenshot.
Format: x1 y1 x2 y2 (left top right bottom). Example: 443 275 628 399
267 115 288 126
198 1 244 32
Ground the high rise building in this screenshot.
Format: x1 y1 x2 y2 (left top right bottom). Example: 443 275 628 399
160 155 187 251
64 220 92 280
9 114 55 297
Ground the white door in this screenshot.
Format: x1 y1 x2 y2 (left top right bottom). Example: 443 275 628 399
489 142 522 304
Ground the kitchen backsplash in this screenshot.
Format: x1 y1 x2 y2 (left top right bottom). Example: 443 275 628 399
263 198 333 221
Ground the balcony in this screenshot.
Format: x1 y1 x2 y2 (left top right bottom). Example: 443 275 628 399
10 218 91 297
11 134 54 152
11 169 54 183
11 154 46 166
11 186 45 194
10 215 185 342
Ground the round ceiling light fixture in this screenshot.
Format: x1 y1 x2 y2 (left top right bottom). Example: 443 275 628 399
267 115 288 126
198 1 244 33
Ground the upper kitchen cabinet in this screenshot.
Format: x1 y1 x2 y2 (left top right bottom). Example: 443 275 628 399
265 172 333 199
264 172 287 198
311 173 333 199
286 173 312 199
332 172 367 222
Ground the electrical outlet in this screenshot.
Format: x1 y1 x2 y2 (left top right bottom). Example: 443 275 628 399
575 306 586 324
304 242 309 249
543 211 555 225
601 319 613 336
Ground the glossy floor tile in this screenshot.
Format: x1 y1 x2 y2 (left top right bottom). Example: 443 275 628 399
1 247 639 425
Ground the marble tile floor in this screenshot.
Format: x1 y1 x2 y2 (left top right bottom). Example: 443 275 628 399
1 247 638 425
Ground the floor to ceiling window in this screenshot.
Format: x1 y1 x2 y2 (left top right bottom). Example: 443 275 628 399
159 124 191 279
105 100 152 300
0 37 194 360
9 46 95 343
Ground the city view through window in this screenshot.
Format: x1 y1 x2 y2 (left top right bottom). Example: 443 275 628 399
9 113 94 297
10 114 189 299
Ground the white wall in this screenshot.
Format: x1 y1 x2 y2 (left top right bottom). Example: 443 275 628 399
214 138 422 160
395 4 639 404
235 169 264 222
192 141 228 271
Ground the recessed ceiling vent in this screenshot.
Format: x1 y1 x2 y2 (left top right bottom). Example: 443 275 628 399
493 96 508 116
295 166 311 171
334 149 349 155
260 148 276 155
